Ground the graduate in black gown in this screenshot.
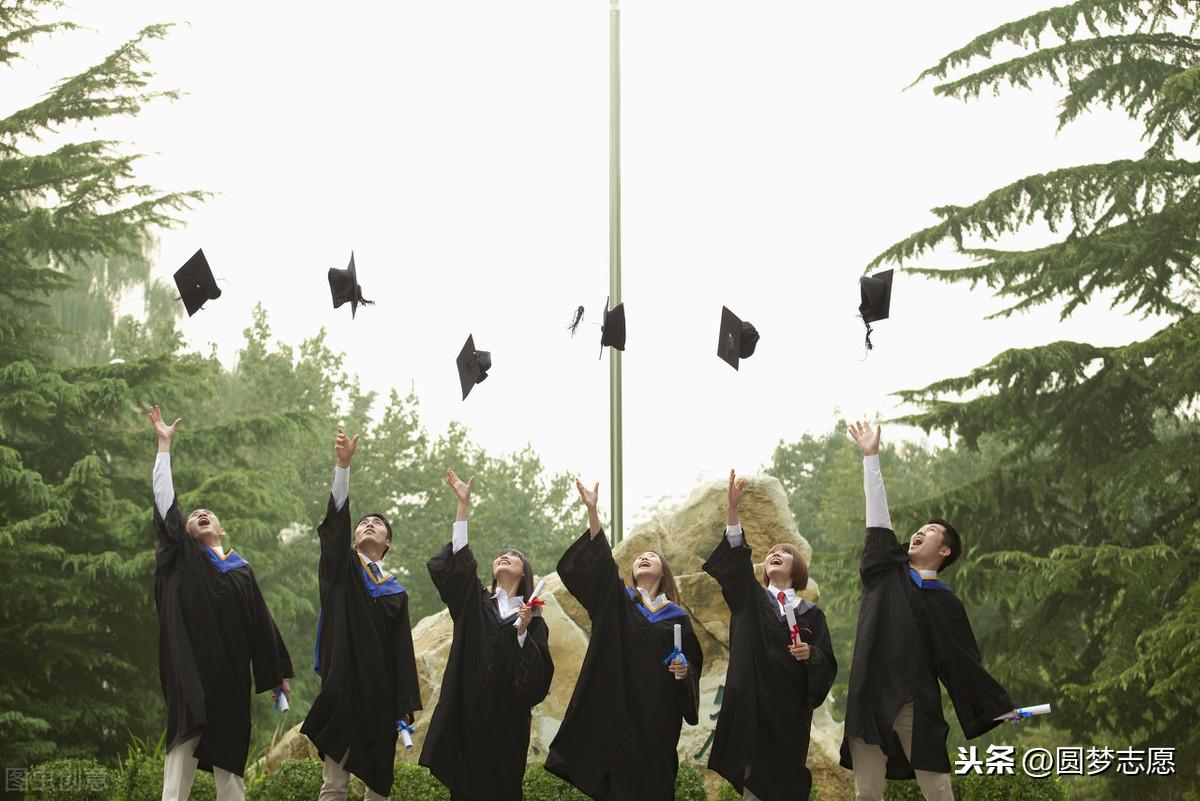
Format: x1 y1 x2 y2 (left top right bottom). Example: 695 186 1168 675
705 470 837 801
839 421 1019 801
421 469 555 800
301 428 423 801
546 479 703 801
148 406 293 801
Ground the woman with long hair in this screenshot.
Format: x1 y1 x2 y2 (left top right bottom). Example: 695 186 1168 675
546 479 703 801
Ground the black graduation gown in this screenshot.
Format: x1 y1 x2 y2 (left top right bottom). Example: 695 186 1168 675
154 498 293 777
546 529 703 801
703 535 836 801
420 542 555 801
839 526 1014 778
300 495 423 798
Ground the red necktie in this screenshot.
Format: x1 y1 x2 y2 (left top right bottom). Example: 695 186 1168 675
777 591 787 615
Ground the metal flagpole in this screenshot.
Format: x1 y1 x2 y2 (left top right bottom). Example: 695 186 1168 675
608 0 624 543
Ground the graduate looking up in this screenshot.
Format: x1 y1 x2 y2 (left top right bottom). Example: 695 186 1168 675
148 406 293 801
300 428 422 801
545 480 703 801
420 468 555 801
839 421 1017 801
704 470 837 801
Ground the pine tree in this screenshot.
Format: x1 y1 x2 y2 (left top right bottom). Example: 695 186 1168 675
872 2 1200 796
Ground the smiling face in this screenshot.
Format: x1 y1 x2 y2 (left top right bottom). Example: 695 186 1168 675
492 549 524 588
908 522 951 569
353 514 390 556
765 545 794 585
763 543 808 591
185 508 223 542
631 551 664 595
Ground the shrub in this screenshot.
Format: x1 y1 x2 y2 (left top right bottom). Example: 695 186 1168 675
675 762 707 801
19 758 109 801
245 758 323 801
717 777 819 801
522 764 589 801
391 762 450 801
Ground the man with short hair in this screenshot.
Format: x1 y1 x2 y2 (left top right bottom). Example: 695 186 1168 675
840 420 1016 801
149 406 293 801
301 428 422 801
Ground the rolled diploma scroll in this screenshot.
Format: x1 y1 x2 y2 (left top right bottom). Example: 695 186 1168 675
673 623 683 680
513 579 548 628
995 703 1051 721
783 600 799 645
398 722 414 749
274 688 289 714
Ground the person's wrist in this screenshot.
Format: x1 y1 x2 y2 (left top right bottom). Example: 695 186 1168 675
337 458 351 469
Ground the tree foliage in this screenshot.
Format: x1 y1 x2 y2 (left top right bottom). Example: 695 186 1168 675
869 2 1200 796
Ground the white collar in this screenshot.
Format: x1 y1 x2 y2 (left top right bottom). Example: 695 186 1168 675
637 586 669 610
357 552 388 577
495 587 524 607
910 563 938 579
766 584 797 607
208 543 226 558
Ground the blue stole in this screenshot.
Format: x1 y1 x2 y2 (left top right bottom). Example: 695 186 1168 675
626 586 688 623
907 566 952 592
314 553 408 675
203 546 248 574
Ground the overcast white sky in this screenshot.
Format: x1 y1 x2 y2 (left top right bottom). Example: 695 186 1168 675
11 2 1169 529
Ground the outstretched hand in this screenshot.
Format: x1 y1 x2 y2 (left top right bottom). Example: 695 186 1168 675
515 603 532 635
576 479 599 510
447 469 475 505
847 420 881 457
148 406 182 445
335 427 360 468
727 469 747 524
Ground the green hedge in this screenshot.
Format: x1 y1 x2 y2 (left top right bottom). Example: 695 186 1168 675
717 776 820 801
245 758 324 801
675 763 708 801
391 763 449 801
19 759 109 801
522 764 589 801
882 771 1069 801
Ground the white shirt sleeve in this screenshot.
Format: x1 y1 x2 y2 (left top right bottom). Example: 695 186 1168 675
331 465 349 512
864 454 892 529
725 523 744 548
452 520 468 554
517 629 527 647
153 452 174 519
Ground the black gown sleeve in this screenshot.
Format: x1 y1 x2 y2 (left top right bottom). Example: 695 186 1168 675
701 532 756 613
249 570 294 693
509 616 554 708
799 606 837 710
154 497 190 573
931 598 1014 738
859 526 909 587
318 494 352 582
426 541 482 620
392 593 423 721
556 529 624 618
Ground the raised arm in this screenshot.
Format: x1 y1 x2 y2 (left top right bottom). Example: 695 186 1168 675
148 405 182 520
448 468 474 553
848 420 891 529
577 479 602 538
702 470 756 612
426 469 481 613
331 427 358 511
555 480 621 615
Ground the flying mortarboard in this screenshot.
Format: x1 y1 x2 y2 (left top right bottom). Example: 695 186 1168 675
456 334 492 400
858 269 893 351
328 251 374 318
173 249 222 317
599 297 626 359
717 305 760 370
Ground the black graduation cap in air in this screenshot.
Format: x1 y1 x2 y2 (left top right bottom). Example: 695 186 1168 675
173 249 222 317
328 251 374 318
717 306 760 370
456 334 492 400
858 269 893 351
599 297 626 359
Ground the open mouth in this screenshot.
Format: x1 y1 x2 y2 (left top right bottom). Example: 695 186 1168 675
910 535 924 548
498 556 511 566
197 515 210 528
636 558 651 569
768 555 784 566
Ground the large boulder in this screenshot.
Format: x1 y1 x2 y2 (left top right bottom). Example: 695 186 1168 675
259 474 847 799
